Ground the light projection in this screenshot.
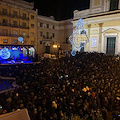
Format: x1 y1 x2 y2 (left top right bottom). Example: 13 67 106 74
18 36 24 43
0 48 10 59
69 19 89 56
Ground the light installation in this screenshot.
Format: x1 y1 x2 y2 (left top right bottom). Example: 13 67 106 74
18 36 24 43
0 48 10 59
69 19 89 56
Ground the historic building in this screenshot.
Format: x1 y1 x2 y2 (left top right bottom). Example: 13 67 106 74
0 0 37 58
37 15 72 57
73 0 120 55
0 0 72 61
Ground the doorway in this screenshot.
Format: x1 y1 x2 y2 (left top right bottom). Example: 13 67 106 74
45 46 50 53
106 37 116 55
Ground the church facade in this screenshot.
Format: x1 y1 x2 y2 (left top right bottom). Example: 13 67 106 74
73 0 120 55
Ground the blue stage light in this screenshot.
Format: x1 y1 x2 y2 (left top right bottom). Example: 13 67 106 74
0 48 10 59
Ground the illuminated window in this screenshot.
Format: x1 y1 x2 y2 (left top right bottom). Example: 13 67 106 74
31 32 34 36
23 32 26 37
3 39 8 43
13 31 18 35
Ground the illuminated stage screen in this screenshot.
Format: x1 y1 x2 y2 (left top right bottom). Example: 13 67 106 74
0 47 35 64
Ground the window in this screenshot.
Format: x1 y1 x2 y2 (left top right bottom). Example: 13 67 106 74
31 15 34 19
110 0 119 11
40 23 43 27
23 32 26 37
3 39 8 43
23 22 26 27
46 32 49 38
53 25 55 29
3 29 8 35
47 24 49 28
31 32 34 36
13 40 18 44
13 11 17 16
23 13 26 18
13 31 18 35
3 19 8 25
40 32 42 37
40 41 42 44
66 37 69 44
2 8 7 14
31 24 34 28
53 33 55 38
13 21 18 26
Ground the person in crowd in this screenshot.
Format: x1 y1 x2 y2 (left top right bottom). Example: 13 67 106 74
0 52 120 120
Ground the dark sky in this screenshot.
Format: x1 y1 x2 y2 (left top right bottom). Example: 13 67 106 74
25 0 90 20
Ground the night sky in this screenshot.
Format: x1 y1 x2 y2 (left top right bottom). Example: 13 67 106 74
24 0 90 20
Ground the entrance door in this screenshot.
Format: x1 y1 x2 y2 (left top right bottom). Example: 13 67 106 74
80 43 85 52
45 46 50 53
106 37 116 55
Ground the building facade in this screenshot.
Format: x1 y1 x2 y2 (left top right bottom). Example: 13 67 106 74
73 0 120 55
37 16 72 57
0 0 37 58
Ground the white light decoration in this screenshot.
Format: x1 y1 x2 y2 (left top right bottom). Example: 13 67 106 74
18 36 24 43
69 19 89 56
0 48 10 59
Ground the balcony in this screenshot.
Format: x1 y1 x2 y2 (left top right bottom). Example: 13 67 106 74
42 35 53 43
0 23 11 27
20 16 29 20
0 11 10 16
0 33 29 38
0 12 29 20
43 35 52 39
11 24 29 29
0 23 29 29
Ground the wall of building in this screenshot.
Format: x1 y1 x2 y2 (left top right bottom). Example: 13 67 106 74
72 0 120 55
0 0 37 51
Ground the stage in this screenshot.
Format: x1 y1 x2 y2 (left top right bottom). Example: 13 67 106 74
0 45 35 65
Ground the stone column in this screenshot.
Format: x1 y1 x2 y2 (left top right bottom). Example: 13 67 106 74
99 23 103 53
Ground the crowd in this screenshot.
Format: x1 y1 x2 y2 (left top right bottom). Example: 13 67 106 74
0 52 120 120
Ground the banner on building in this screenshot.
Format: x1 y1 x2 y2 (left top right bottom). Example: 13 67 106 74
92 38 97 47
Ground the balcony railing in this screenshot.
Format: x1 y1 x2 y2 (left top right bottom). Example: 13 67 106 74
0 23 29 29
0 12 29 20
0 33 29 38
43 35 52 39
